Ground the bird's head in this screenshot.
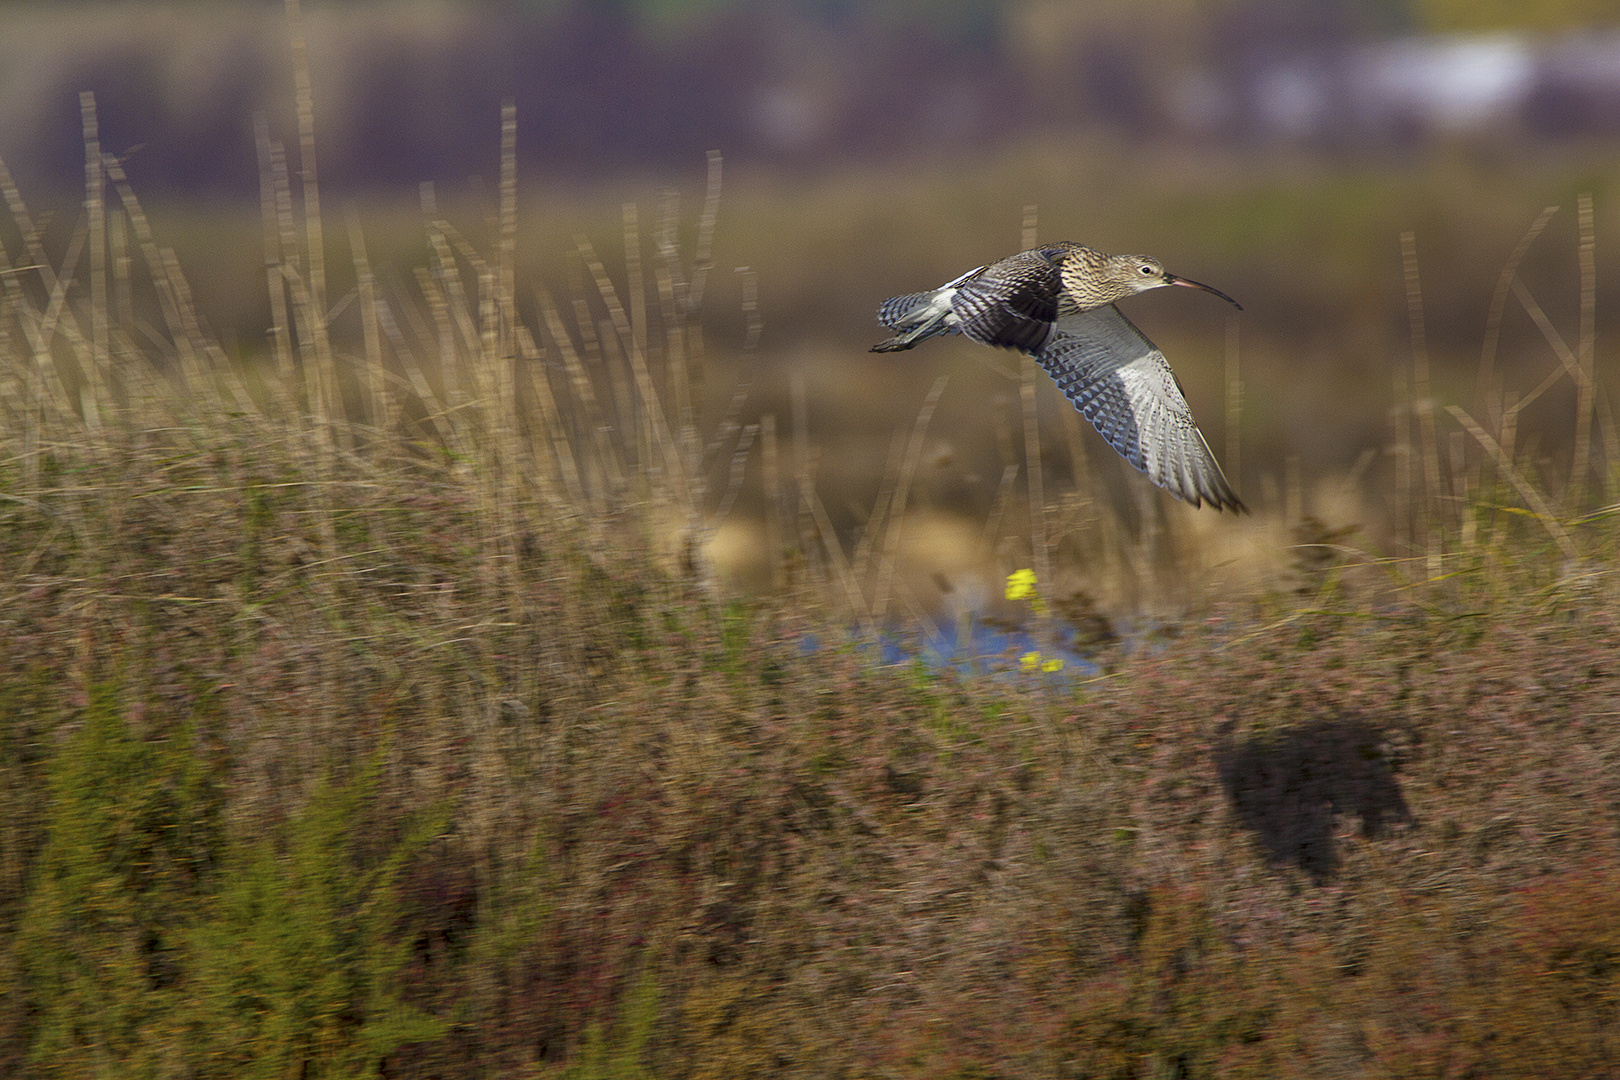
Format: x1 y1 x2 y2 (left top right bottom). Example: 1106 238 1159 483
1103 254 1242 310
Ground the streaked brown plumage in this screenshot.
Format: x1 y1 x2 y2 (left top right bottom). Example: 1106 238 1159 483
872 242 1246 512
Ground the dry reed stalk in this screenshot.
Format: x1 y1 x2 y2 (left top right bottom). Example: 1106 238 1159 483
979 462 1020 565
0 157 55 296
374 298 452 447
1020 354 1051 609
1477 206 1557 425
1504 275 1620 514
1447 404 1579 561
1599 392 1620 504
1400 232 1443 574
1498 387 1520 485
478 261 500 410
1391 365 1412 549
1449 429 1475 551
415 186 460 406
1019 202 1049 598
577 233 691 513
791 371 815 573
711 421 757 528
719 264 762 460
991 391 1017 484
516 324 585 512
1130 465 1159 593
423 215 489 406
0 160 94 437
345 208 392 433
499 103 518 367
537 285 622 507
285 0 336 440
654 192 697 481
0 217 74 445
804 447 873 634
696 381 753 526
108 193 130 354
593 317 646 494
688 151 723 312
624 205 650 381
853 424 909 583
106 249 159 418
1572 193 1596 508
565 251 609 399
159 242 255 415
258 127 304 415
871 375 949 621
761 411 783 591
270 161 328 431
1285 455 1302 530
32 219 86 371
597 313 641 480
1510 281 1588 413
1053 375 1135 591
677 151 723 458
80 92 107 432
497 106 531 531
1224 312 1242 496
438 223 503 390
413 264 460 409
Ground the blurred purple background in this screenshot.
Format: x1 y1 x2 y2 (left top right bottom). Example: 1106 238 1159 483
4 0 1620 195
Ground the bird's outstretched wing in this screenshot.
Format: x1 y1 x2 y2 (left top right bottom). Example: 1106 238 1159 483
1037 305 1245 512
951 248 1065 353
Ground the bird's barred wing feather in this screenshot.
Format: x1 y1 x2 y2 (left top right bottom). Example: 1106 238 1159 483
951 249 1064 354
1037 305 1244 512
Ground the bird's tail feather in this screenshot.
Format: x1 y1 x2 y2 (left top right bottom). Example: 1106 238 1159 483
876 291 937 330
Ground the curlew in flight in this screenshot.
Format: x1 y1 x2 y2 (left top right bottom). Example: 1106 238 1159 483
873 241 1246 512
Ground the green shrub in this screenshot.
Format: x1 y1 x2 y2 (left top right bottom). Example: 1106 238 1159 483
185 760 447 1078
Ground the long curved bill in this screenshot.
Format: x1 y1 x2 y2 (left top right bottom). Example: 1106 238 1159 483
1166 273 1242 311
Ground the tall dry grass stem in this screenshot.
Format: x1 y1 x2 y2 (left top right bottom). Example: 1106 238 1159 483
1020 353 1051 624
578 231 692 515
254 116 298 407
1446 405 1579 561
1390 365 1411 546
871 374 949 620
80 92 107 431
761 411 784 590
285 0 335 446
1573 192 1596 508
344 207 391 433
1400 231 1443 574
853 425 909 584
791 370 814 575
1477 206 1557 424
1224 312 1242 496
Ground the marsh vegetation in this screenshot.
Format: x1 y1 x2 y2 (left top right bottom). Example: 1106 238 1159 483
3 13 1620 1077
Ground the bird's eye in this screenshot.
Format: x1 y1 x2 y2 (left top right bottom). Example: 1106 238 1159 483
1139 264 1155 276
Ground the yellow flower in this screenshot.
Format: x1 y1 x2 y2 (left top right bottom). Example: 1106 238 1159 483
1020 651 1041 671
1006 568 1037 601
1042 657 1064 673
